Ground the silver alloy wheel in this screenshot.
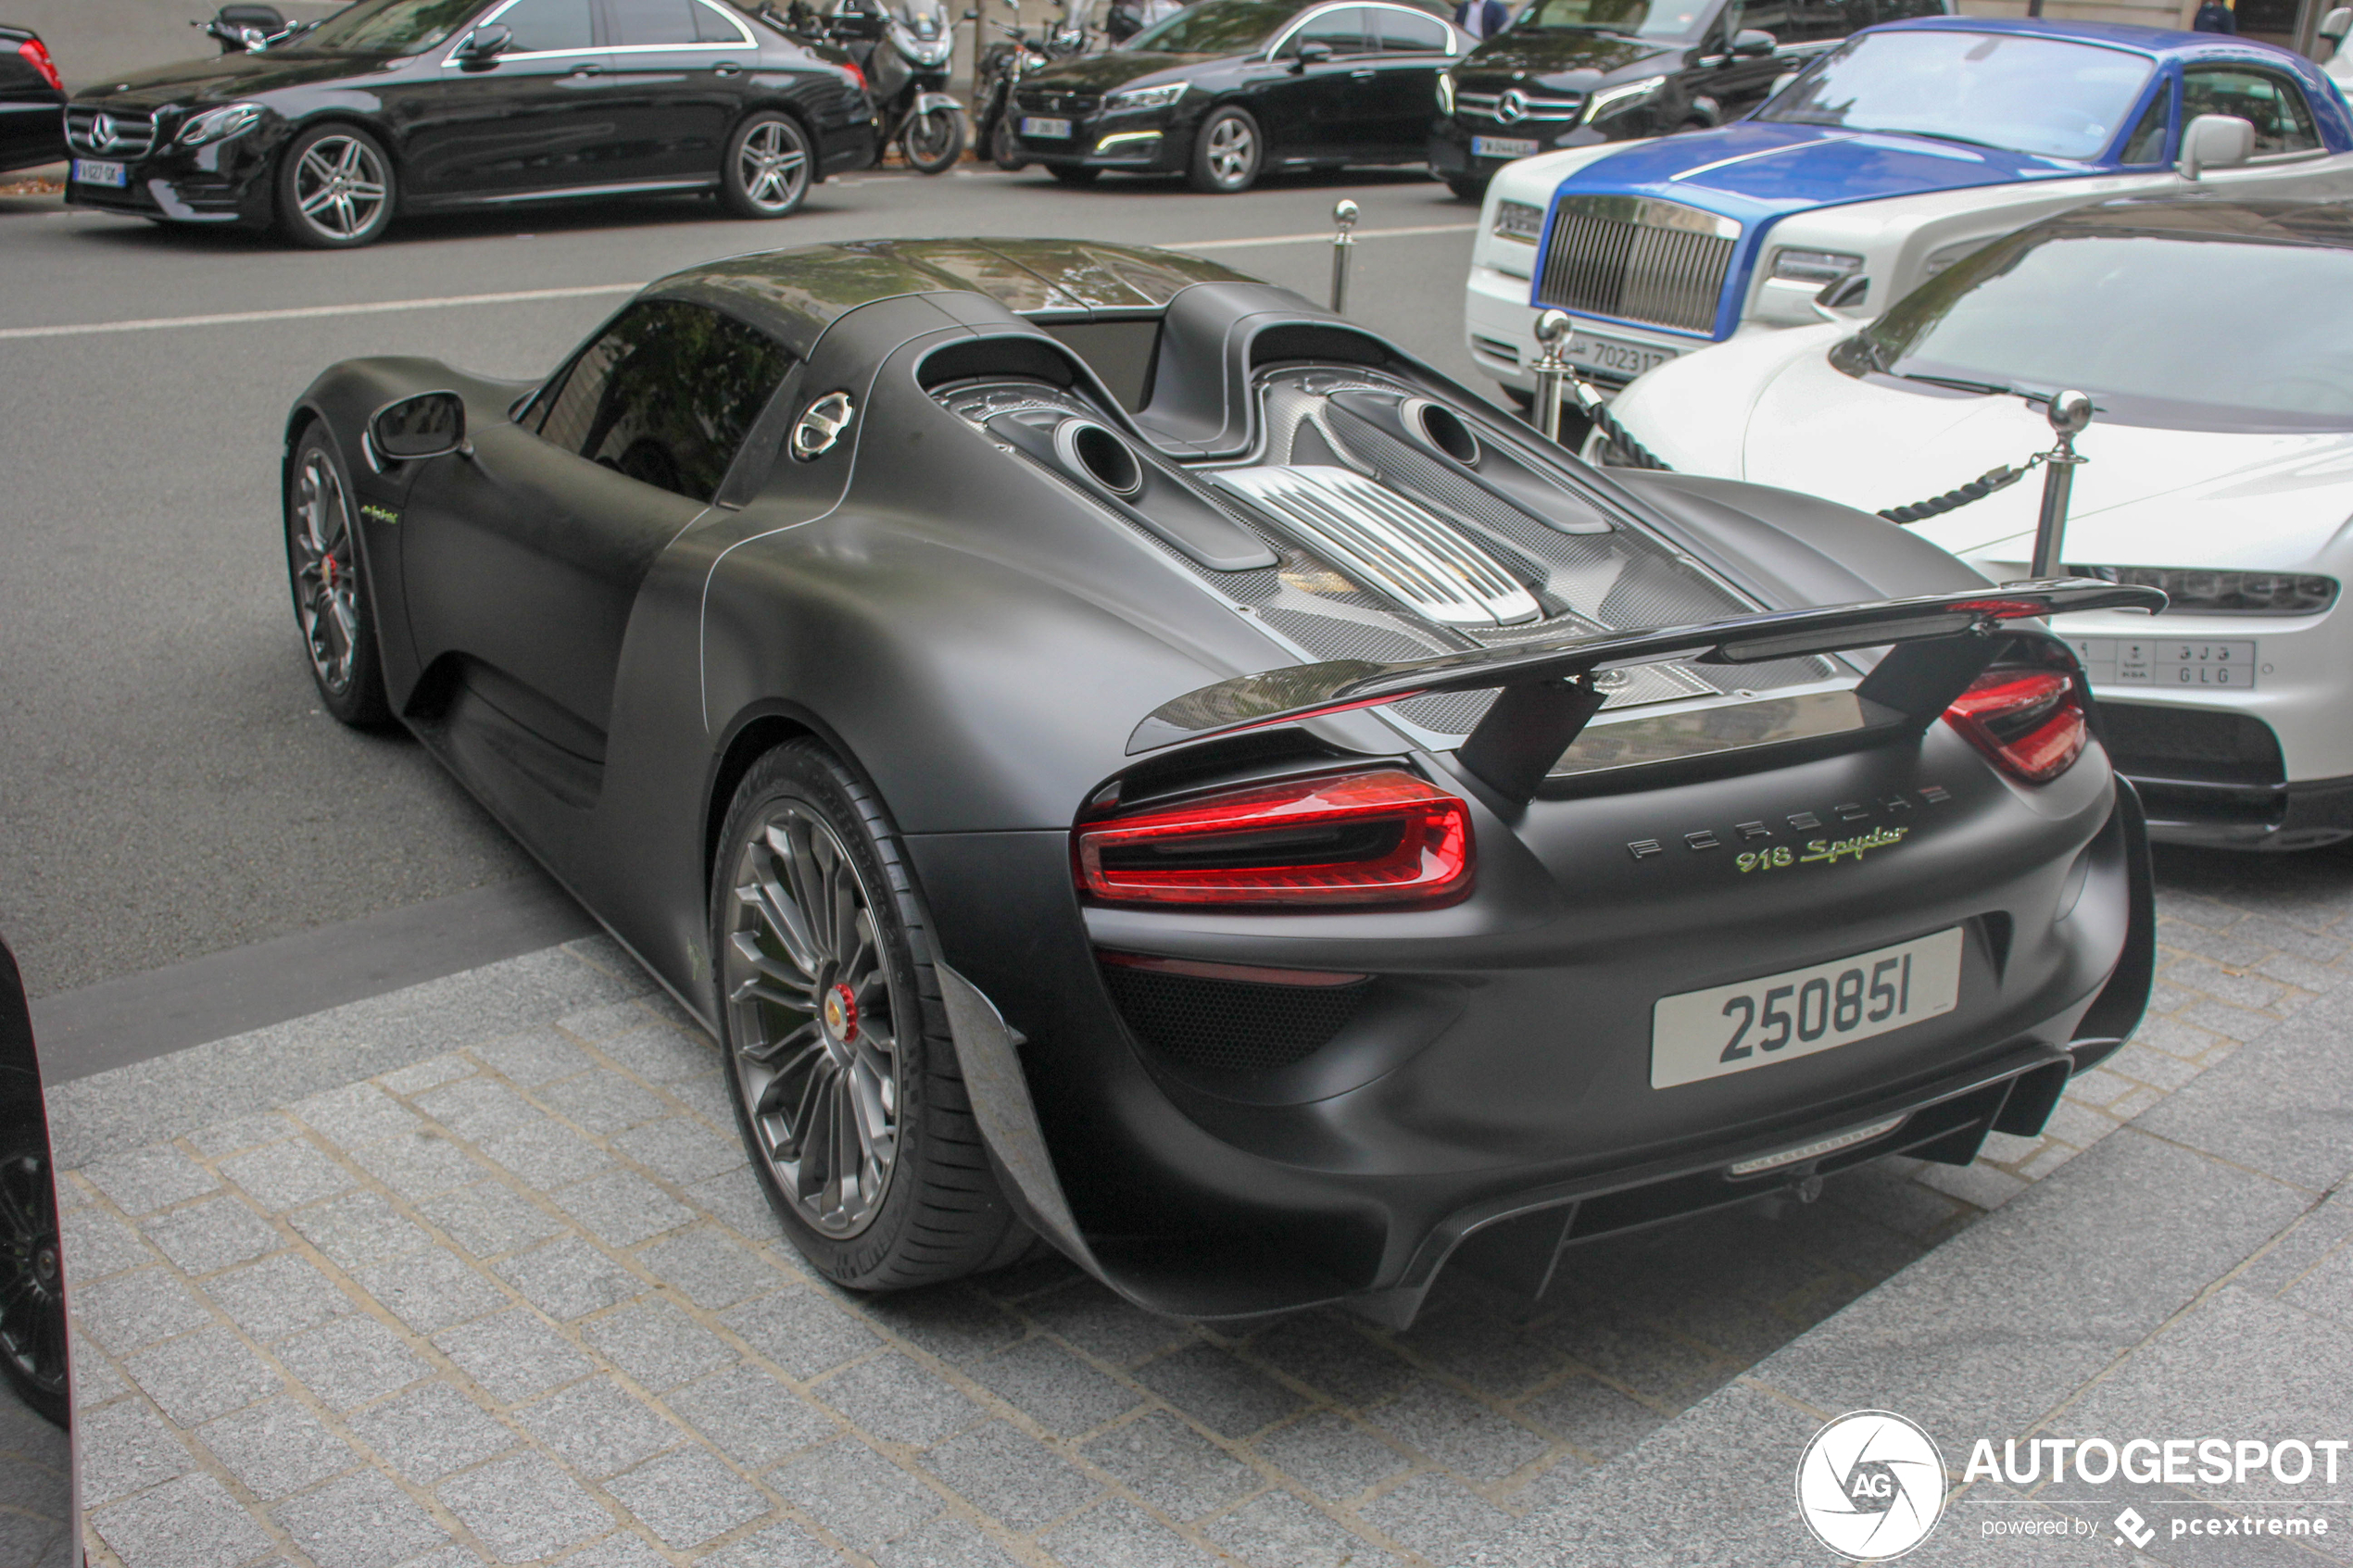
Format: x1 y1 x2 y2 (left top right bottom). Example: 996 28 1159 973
290 450 360 696
737 119 810 213
724 803 902 1237
292 134 388 240
1206 114 1255 186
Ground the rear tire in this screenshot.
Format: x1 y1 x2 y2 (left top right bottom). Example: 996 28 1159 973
1188 104 1261 193
711 741 1030 1289
722 111 812 219
274 123 395 248
990 117 1027 170
283 425 392 727
1445 173 1487 201
1047 163 1100 185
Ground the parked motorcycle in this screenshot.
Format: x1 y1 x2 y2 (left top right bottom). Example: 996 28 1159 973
810 0 965 172
193 3 308 53
972 0 1092 171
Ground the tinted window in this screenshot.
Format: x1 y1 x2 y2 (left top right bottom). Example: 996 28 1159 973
1128 0 1303 52
530 301 794 502
608 0 701 44
1758 30 2155 160
496 0 594 50
2183 66 2319 157
1512 0 1706 42
1848 222 2353 428
1867 0 1949 18
2119 84 2169 164
1375 7 1448 48
693 0 749 39
1281 6 1371 55
292 0 482 53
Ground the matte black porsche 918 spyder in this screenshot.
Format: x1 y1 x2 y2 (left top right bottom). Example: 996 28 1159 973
283 238 2161 1324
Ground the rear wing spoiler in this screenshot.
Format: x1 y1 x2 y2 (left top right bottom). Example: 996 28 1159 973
1128 578 2167 803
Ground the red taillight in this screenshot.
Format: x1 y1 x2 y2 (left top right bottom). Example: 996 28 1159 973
1075 769 1474 909
842 61 866 92
19 38 62 92
1944 668 2087 784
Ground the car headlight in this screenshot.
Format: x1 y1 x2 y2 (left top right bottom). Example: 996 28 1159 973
1492 199 1544 243
1106 82 1188 112
2071 567 2341 615
1770 247 1864 284
1437 72 1455 114
177 102 265 147
1582 75 1664 122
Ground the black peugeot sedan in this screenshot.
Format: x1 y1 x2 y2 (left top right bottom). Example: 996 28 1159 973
0 24 68 175
1428 0 1947 199
1009 0 1467 192
61 0 875 247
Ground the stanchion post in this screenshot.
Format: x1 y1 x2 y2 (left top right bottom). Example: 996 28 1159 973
1530 308 1571 444
1329 199 1358 315
2029 390 2092 579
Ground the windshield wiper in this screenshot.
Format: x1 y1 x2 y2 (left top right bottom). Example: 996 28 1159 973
1891 370 2017 396
1867 128 2008 152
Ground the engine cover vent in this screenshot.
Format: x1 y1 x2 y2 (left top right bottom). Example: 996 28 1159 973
1211 466 1541 628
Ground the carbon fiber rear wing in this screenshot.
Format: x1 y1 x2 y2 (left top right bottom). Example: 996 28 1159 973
1127 578 2167 802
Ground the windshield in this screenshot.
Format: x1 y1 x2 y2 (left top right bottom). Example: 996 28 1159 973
1758 30 2156 161
894 0 948 30
291 0 484 52
1512 0 1705 41
1844 226 2353 430
1127 0 1301 52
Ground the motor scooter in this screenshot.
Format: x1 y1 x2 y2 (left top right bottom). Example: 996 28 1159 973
815 0 965 172
971 0 1090 170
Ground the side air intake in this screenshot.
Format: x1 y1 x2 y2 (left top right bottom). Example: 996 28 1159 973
1211 465 1541 627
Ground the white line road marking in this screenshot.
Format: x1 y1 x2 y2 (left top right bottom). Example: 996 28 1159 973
0 224 1478 341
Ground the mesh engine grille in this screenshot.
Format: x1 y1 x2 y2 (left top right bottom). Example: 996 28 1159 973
1101 964 1370 1075
1536 198 1736 335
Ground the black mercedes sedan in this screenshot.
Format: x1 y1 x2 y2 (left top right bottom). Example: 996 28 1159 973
1009 0 1467 192
61 0 876 246
0 24 67 175
1428 0 1946 200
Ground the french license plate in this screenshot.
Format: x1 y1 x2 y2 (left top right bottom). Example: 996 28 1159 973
1567 329 1675 379
1472 135 1539 159
72 158 127 188
1020 116 1071 139
2066 635 2258 690
1650 927 1963 1090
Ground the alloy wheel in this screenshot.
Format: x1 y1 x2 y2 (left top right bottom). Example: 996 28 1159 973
1207 116 1255 186
0 1152 65 1415
292 134 388 240
724 803 903 1237
738 120 810 213
290 450 360 696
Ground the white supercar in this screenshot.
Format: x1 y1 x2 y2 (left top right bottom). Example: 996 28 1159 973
1600 190 2353 850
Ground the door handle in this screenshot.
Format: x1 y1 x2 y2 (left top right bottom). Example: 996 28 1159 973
714 61 743 75
568 61 601 74
1351 68 1375 78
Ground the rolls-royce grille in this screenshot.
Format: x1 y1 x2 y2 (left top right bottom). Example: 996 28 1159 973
1014 90 1100 116
1535 195 1739 335
1455 89 1582 123
66 107 157 157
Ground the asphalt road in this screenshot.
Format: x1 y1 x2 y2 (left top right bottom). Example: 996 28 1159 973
0 165 1491 997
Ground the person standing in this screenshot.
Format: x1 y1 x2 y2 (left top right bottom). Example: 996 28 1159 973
2191 0 2235 31
1455 0 1511 39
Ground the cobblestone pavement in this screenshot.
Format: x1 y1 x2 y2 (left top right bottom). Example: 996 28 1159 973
50 843 2353 1568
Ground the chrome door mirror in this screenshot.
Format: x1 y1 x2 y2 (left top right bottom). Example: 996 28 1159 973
369 391 469 464
2322 6 2352 45
2178 112 2255 180
1731 27 1775 56
1290 38 1333 70
454 21 512 58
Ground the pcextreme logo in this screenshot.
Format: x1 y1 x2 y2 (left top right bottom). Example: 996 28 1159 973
1796 1411 1948 1561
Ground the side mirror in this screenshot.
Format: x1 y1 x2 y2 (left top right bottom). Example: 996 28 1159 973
2178 111 2255 180
216 3 286 30
1731 27 1775 56
369 392 468 465
1291 38 1333 69
454 22 512 58
1768 69 1796 97
1814 273 1869 314
2322 5 2352 44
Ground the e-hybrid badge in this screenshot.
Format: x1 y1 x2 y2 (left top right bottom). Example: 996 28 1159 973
1650 928 1964 1090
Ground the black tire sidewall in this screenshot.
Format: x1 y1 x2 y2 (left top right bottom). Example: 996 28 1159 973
284 427 393 726
722 110 811 219
711 743 948 1287
1189 105 1260 193
274 123 395 248
904 107 963 172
